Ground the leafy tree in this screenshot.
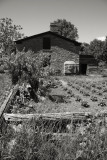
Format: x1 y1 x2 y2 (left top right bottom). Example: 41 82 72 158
81 39 105 62
80 42 90 55
0 18 24 57
102 36 107 62
51 19 79 40
89 39 104 62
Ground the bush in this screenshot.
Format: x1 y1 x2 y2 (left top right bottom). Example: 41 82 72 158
98 99 106 107
90 95 98 101
79 88 84 94
83 91 90 96
76 85 80 91
96 90 103 96
91 88 97 94
75 95 82 102
8 50 51 85
103 87 107 93
103 93 107 99
81 100 90 108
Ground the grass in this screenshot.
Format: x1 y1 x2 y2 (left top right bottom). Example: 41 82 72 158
0 73 12 107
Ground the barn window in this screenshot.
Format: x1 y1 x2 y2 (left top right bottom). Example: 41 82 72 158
43 37 51 49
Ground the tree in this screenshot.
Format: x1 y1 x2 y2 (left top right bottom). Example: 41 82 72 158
102 36 107 62
80 42 90 55
51 19 79 40
89 39 104 62
0 18 24 57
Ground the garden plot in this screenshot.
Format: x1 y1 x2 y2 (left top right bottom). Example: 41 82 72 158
2 75 107 135
3 75 107 115
2 76 107 160
59 76 107 112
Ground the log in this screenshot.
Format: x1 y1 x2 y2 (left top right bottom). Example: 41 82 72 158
3 112 92 122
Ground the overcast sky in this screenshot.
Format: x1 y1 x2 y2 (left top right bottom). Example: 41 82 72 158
0 0 107 43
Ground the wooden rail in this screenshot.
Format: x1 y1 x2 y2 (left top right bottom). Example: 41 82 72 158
0 84 19 133
3 112 92 122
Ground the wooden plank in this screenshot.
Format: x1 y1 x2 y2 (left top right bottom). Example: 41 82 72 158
0 84 19 133
3 112 92 122
0 84 19 118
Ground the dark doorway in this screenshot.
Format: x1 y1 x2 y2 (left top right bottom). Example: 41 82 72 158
80 64 87 75
43 37 51 49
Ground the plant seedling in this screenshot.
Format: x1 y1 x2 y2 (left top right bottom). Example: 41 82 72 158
81 100 90 108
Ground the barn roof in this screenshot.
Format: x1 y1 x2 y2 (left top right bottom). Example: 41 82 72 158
15 31 81 46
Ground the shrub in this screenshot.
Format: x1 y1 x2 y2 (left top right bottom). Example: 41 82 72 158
98 99 106 107
75 95 82 102
91 83 96 88
96 90 103 96
103 87 107 93
67 89 72 94
103 93 107 99
91 88 97 94
83 91 90 96
96 85 102 90
85 85 91 90
67 81 72 86
76 85 80 91
79 88 84 94
8 50 50 85
90 95 98 101
81 100 90 108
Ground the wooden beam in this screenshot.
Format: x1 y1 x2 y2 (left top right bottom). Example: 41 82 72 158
3 112 92 122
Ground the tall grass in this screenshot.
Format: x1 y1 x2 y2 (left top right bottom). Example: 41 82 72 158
1 115 107 160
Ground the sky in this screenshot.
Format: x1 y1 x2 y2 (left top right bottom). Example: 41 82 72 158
0 0 107 43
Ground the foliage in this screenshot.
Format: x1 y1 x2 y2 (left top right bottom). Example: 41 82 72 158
75 95 82 102
8 50 51 85
90 96 98 101
102 36 107 62
2 114 107 160
51 19 79 40
98 99 106 107
83 91 90 96
0 18 24 57
80 42 90 55
80 39 105 62
81 100 90 108
89 39 104 61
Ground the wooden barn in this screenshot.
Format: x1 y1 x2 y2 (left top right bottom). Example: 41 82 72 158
15 23 98 75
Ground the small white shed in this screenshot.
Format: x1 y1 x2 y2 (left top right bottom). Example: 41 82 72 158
64 61 79 75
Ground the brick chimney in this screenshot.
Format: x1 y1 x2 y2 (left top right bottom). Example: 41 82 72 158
50 23 59 34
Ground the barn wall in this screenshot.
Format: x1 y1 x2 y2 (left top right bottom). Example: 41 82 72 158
16 33 80 54
16 33 80 74
36 47 79 74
